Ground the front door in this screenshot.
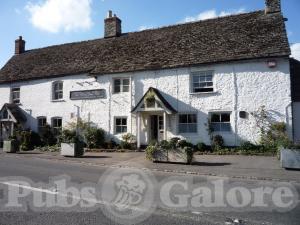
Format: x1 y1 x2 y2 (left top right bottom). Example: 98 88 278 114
150 115 164 142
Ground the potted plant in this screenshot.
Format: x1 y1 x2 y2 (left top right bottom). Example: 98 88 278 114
280 145 300 169
3 136 19 153
60 129 84 157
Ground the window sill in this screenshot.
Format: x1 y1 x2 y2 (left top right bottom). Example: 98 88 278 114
51 99 65 102
190 91 218 95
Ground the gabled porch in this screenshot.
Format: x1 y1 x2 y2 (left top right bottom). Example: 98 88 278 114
0 103 27 144
131 87 177 148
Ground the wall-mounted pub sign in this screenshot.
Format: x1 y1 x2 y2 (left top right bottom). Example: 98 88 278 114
70 89 106 100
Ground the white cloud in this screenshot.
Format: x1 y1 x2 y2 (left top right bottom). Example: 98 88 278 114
181 8 246 23
139 25 154 31
291 43 300 61
25 0 93 33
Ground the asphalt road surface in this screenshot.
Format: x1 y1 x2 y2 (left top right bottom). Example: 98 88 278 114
0 152 299 225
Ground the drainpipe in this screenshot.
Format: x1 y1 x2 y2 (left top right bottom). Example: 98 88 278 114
232 65 238 146
130 74 133 134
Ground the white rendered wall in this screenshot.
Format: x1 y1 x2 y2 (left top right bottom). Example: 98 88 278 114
0 58 292 146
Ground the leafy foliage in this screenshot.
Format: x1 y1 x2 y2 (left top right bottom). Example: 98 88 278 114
84 127 105 149
212 135 224 151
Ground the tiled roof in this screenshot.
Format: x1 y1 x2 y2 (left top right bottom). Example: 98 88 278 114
0 10 290 84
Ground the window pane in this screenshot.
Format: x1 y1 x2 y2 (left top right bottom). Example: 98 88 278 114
122 85 129 92
114 85 121 93
211 114 220 122
221 113 230 122
179 124 187 133
123 79 130 86
116 119 121 126
114 79 121 86
116 126 122 134
122 126 127 133
188 124 197 133
221 123 231 132
122 118 127 125
211 123 220 132
188 114 197 123
179 115 187 123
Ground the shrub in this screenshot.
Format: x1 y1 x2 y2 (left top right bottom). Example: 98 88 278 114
196 142 207 152
177 140 194 149
260 122 291 150
169 137 181 149
239 141 259 151
145 145 159 161
18 130 42 151
40 125 57 146
84 127 105 149
120 133 136 150
105 139 117 149
184 147 194 164
60 129 77 143
159 140 171 150
212 135 224 151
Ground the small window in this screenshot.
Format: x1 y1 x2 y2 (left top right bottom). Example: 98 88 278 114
115 117 127 134
11 87 20 104
191 71 214 93
113 78 130 93
51 117 62 136
178 114 197 133
52 81 63 100
210 112 231 132
37 117 47 133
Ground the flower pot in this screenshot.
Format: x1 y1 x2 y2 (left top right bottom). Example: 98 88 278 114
3 140 19 153
153 150 168 162
280 148 300 169
61 142 84 157
168 149 189 164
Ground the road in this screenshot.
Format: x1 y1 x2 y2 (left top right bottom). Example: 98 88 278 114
0 152 299 225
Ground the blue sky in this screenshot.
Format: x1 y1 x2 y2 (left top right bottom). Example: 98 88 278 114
0 0 300 68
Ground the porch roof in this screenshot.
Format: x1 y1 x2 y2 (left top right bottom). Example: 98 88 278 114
131 87 177 114
0 103 27 123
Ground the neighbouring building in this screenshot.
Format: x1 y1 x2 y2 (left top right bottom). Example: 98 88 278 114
0 0 299 148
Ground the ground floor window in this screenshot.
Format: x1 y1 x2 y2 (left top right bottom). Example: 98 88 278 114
51 117 62 135
178 114 197 133
210 112 231 132
37 117 47 133
115 117 127 134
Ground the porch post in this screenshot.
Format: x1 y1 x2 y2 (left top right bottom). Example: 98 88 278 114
137 112 141 149
163 112 167 141
10 122 14 136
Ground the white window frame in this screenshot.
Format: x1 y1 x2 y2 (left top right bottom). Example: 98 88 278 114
115 117 128 134
178 113 198 134
190 71 214 93
210 112 232 132
11 87 20 104
52 81 64 101
113 78 130 94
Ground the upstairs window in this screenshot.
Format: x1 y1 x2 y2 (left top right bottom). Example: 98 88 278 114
52 81 63 100
115 117 127 134
37 117 47 133
178 114 197 133
210 112 231 132
11 87 20 104
51 117 62 136
191 71 214 93
113 78 130 93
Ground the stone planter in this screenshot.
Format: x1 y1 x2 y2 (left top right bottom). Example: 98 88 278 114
280 148 300 169
61 142 84 157
3 140 19 153
153 148 193 164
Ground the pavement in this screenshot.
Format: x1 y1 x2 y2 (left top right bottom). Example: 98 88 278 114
0 149 300 225
4 150 300 183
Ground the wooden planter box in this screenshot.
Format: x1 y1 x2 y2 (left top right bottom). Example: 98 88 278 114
153 148 191 164
61 142 84 157
3 140 19 153
280 148 300 169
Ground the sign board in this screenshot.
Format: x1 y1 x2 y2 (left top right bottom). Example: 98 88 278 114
70 89 106 100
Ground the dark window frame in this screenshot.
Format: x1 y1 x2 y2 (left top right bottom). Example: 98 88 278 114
178 113 198 134
113 78 130 93
210 112 231 132
191 71 214 93
51 117 62 136
115 117 127 134
52 81 63 100
11 87 20 104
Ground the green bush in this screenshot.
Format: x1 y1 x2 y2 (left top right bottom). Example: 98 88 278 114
212 135 224 151
60 129 77 143
120 133 136 150
169 137 181 149
145 145 159 161
159 140 171 150
177 140 194 149
84 127 105 149
105 139 117 149
18 130 42 151
184 147 194 164
196 142 207 152
40 125 57 146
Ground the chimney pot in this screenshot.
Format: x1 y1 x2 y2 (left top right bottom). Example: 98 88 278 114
265 0 281 14
15 36 25 55
104 11 122 38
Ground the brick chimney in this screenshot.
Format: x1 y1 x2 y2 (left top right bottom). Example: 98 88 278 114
265 0 281 14
15 36 25 55
104 10 122 38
